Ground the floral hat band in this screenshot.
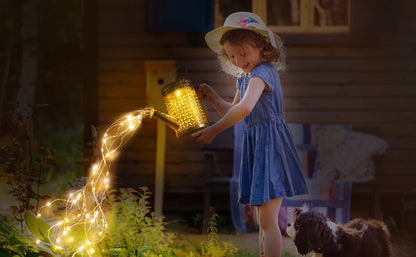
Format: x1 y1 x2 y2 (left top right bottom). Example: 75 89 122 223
239 17 259 28
205 12 281 55
238 16 278 50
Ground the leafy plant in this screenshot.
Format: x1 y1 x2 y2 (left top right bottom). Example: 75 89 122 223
0 216 53 257
101 187 176 257
188 214 238 257
0 123 56 232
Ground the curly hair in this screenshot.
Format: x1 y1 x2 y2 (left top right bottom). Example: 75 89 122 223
218 29 286 76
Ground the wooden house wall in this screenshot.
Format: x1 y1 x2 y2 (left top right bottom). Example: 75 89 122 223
93 0 416 217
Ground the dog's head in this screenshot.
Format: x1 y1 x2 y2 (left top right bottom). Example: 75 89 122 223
287 207 338 255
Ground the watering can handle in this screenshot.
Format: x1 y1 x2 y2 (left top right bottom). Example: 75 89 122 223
191 82 208 116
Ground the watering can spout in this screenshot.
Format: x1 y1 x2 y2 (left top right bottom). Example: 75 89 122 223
149 108 180 132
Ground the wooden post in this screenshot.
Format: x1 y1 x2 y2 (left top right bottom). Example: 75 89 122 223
145 60 176 216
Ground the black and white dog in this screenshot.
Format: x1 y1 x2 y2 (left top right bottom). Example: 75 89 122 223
286 206 392 257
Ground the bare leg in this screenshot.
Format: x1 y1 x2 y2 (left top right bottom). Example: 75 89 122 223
256 206 264 256
256 198 283 257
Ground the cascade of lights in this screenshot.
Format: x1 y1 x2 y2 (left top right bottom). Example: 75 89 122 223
37 108 153 256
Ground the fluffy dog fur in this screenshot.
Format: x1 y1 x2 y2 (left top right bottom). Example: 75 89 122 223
286 207 392 257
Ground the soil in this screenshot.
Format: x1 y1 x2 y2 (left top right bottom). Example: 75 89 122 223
178 232 416 257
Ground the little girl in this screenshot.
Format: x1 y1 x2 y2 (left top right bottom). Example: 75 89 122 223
192 12 308 257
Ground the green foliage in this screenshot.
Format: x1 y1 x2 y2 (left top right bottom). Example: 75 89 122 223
35 124 84 192
101 187 177 257
0 131 55 231
0 217 53 257
3 186 303 257
24 212 51 244
188 214 238 257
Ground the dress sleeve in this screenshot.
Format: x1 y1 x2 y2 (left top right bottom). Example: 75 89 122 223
250 63 279 92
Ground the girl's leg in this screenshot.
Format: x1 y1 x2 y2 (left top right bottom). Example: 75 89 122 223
256 207 264 256
257 197 283 257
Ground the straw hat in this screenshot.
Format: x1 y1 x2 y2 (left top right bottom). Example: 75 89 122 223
205 12 282 55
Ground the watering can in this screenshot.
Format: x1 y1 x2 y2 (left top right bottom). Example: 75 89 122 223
150 79 209 137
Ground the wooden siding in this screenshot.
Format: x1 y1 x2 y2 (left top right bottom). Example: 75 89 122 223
94 0 416 216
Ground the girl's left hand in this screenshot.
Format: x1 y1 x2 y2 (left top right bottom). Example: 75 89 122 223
191 126 217 144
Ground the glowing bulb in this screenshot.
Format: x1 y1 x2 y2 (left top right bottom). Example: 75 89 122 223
46 202 51 206
36 239 40 244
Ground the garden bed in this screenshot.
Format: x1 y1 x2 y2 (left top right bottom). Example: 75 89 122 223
178 232 416 257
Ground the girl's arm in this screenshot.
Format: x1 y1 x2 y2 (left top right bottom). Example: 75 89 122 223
192 77 265 144
198 83 240 116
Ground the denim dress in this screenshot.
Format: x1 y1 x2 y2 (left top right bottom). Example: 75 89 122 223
237 63 308 206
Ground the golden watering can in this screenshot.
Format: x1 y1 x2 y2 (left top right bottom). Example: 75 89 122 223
150 79 209 137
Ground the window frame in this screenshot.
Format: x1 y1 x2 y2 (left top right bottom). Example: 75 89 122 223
253 0 351 34
213 0 395 46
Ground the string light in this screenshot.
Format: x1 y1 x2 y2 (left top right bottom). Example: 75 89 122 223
36 81 208 256
37 108 153 256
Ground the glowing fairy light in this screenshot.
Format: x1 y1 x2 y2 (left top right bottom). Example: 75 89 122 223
35 82 208 256
37 108 153 256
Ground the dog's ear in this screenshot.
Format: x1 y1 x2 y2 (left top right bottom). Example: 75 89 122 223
294 216 314 255
294 230 310 255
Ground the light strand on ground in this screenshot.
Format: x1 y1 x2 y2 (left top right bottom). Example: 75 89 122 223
37 108 153 256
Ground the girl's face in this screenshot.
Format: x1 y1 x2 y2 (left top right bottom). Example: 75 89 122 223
223 41 263 73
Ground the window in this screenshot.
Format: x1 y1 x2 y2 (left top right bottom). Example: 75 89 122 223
254 0 351 33
215 0 351 33
148 0 214 32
